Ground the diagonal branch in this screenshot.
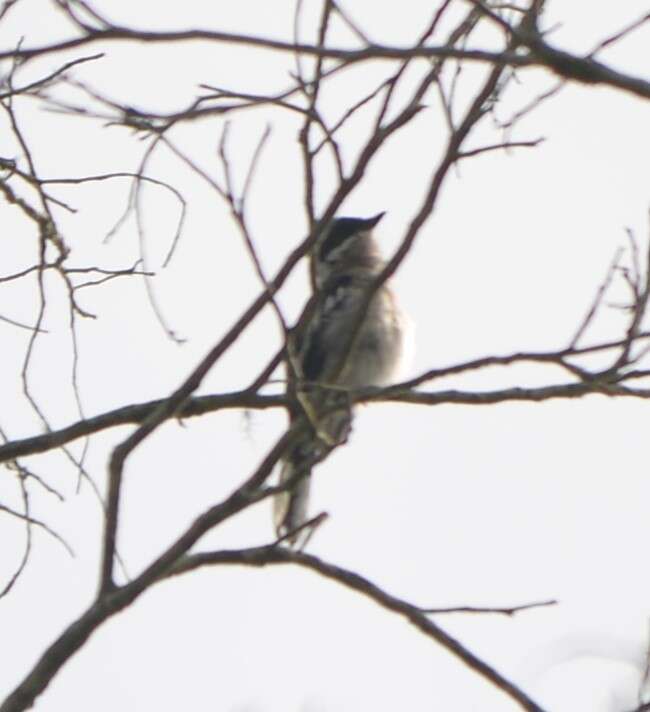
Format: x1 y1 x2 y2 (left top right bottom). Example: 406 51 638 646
96 45 427 591
166 546 547 712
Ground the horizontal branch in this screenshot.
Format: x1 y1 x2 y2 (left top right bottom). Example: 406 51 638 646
396 333 650 389
421 599 557 616
0 392 284 463
2 28 650 101
379 381 649 406
2 376 650 466
0 28 524 66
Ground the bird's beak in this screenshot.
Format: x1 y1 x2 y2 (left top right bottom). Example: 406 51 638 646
362 212 385 230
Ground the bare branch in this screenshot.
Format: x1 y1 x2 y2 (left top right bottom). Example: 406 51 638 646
456 136 544 159
0 53 104 99
1 26 649 103
589 11 650 55
569 246 625 348
3 331 650 466
0 501 74 557
0 392 283 464
166 546 547 711
422 599 558 616
3 5 650 710
0 313 46 333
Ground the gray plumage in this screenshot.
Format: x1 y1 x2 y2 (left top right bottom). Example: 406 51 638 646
274 213 410 541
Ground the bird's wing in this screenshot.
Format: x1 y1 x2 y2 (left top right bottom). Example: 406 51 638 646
299 275 360 383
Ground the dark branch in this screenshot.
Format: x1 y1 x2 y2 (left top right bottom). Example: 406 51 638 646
166 546 547 712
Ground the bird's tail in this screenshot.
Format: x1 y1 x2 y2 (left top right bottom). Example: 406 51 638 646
273 455 312 541
273 398 352 543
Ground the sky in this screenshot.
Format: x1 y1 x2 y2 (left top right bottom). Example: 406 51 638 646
2 1 650 711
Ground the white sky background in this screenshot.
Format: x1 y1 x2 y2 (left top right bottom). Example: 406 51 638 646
1 1 650 710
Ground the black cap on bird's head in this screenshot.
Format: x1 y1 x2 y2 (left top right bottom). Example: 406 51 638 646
318 212 385 262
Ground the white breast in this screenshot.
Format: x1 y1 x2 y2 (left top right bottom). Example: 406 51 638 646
339 286 413 388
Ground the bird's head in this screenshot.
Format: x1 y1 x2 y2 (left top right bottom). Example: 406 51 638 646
311 212 385 288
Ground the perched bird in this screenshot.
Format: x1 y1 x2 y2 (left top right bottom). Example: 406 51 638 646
274 212 411 541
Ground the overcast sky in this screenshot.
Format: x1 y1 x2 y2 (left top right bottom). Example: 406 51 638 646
2 2 650 711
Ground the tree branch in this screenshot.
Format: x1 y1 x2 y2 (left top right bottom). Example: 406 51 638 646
166 546 548 712
4 27 650 101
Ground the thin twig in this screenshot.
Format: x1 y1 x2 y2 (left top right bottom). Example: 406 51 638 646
569 246 624 348
589 11 650 56
422 599 557 616
0 501 74 556
0 53 104 99
456 137 544 159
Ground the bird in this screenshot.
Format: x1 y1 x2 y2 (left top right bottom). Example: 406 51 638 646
273 212 411 542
